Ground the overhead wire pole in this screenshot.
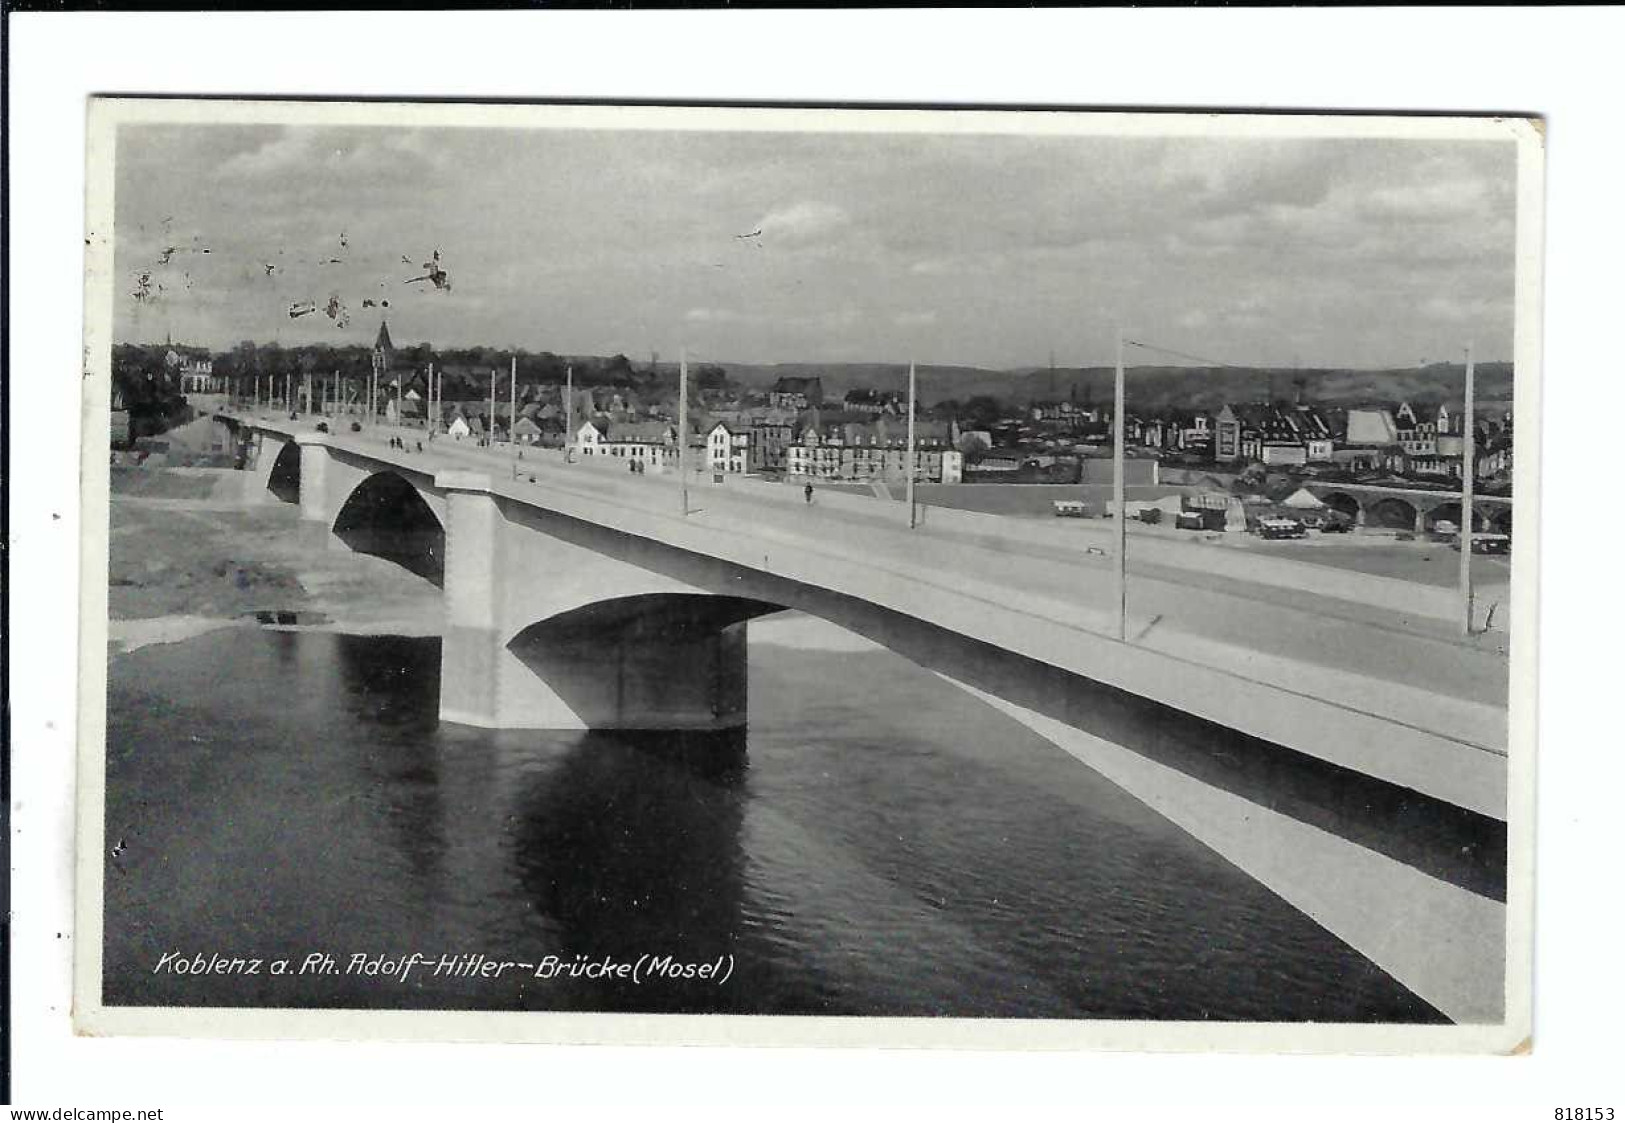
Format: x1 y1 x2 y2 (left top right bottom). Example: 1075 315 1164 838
1459 342 1476 634
1114 329 1128 642
489 368 497 449
565 363 574 461
906 359 918 529
510 355 518 456
679 348 690 516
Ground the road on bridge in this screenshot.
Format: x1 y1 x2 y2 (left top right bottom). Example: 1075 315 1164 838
267 417 1508 758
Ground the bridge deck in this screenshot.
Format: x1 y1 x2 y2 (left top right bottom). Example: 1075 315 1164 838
229 414 1511 818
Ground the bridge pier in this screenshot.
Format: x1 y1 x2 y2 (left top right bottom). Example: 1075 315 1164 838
435 471 752 731
243 429 295 505
296 436 337 550
439 473 506 727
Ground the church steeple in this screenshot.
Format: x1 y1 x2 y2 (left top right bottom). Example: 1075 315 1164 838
373 318 395 372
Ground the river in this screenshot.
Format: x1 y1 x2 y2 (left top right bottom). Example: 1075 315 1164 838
103 615 1444 1021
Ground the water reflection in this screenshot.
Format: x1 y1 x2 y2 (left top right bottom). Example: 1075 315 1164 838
103 627 1449 1022
509 728 750 1013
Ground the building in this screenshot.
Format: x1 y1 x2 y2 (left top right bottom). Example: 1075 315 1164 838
178 355 222 395
769 376 824 410
373 319 395 372
575 419 679 469
1394 401 1439 457
1217 402 1337 465
707 421 754 474
843 388 901 415
747 410 797 472
511 416 544 445
447 410 482 440
1177 412 1213 456
786 416 963 483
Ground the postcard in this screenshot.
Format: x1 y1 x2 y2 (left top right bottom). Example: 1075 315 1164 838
75 97 1540 1052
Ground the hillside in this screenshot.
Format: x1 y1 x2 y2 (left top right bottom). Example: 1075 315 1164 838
711 360 1515 413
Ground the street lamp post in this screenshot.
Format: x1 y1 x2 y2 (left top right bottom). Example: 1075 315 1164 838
1114 329 1128 642
1459 343 1476 634
679 348 691 516
906 360 918 529
565 364 574 461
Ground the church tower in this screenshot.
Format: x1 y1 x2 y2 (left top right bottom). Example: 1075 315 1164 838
373 318 395 373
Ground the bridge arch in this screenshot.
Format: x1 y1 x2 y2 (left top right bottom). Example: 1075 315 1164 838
1426 501 1466 533
1365 496 1419 531
503 594 788 732
266 440 301 503
332 470 446 586
1318 491 1361 523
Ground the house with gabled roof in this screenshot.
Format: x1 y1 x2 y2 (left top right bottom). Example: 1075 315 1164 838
769 375 824 410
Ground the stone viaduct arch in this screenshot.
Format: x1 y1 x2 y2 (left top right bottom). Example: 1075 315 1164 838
1317 491 1361 525
1365 496 1420 531
1304 483 1513 536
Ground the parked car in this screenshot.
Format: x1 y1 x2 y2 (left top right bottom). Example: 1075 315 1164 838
1299 512 1350 532
1175 510 1206 531
1452 533 1511 555
1256 516 1308 540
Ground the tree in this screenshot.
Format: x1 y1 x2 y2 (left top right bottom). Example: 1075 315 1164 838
956 431 991 458
961 394 1006 428
1234 461 1268 494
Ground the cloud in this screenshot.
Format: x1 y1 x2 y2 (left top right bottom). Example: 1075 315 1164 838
684 307 743 324
215 130 326 179
1359 178 1492 223
215 127 448 185
114 124 1519 367
1420 294 1504 323
754 201 851 246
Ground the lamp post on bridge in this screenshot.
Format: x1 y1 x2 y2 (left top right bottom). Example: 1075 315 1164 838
679 348 690 516
1114 329 1128 642
906 359 918 529
1459 343 1476 635
564 363 574 463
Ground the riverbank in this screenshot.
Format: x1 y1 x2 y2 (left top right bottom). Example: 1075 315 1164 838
108 467 442 650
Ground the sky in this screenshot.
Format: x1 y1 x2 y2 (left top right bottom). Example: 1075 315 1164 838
111 121 1519 369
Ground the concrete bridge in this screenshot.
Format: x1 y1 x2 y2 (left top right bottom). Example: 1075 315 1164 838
215 412 1515 1025
1302 481 1514 535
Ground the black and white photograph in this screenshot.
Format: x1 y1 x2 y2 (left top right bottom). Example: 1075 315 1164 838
72 98 1539 1050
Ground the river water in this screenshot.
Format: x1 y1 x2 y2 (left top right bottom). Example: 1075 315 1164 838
103 617 1444 1021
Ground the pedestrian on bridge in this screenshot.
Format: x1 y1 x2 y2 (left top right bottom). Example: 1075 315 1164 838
804 483 814 505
